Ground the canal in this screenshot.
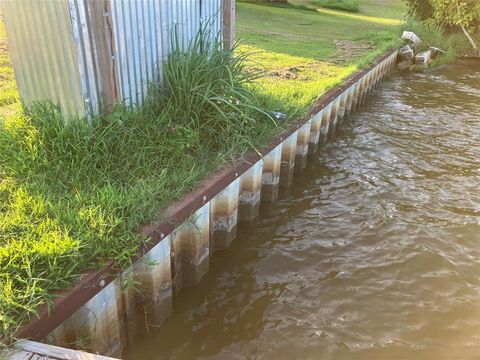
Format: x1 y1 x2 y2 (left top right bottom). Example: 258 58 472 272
125 62 480 359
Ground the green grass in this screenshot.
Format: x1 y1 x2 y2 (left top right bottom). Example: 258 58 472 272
311 0 360 13
237 0 405 115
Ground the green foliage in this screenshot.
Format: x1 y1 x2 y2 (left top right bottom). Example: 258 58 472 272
0 25 277 339
430 0 480 30
403 0 479 54
404 0 480 29
311 0 360 12
404 0 434 20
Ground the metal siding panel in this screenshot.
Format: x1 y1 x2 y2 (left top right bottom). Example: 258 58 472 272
147 0 156 84
12 2 38 103
125 0 136 105
153 0 163 84
120 0 132 105
172 0 179 50
70 0 101 117
41 3 69 115
136 0 146 104
3 0 223 114
2 4 30 102
111 0 129 106
110 0 121 102
130 0 140 105
106 0 221 108
2 0 85 117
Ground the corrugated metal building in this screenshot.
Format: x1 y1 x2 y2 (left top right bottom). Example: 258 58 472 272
1 0 231 119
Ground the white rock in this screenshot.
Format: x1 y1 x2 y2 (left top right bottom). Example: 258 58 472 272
400 45 414 60
415 50 432 64
402 31 422 46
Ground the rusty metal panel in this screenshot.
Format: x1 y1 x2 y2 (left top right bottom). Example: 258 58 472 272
1 0 86 117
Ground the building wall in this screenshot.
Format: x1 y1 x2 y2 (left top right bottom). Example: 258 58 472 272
1 0 86 117
1 0 225 118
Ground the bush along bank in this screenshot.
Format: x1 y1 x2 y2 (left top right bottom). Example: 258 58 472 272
0 27 280 342
397 0 479 69
395 18 470 71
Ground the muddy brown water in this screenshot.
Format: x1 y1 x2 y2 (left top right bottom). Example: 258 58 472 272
124 62 480 359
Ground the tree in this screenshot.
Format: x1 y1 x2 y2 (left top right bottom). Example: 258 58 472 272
430 0 480 54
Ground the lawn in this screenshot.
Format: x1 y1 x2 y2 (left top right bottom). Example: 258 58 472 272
0 14 19 117
236 0 405 114
0 0 406 341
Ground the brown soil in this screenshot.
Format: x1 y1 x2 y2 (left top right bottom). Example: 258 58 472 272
270 65 303 80
331 40 376 63
0 39 8 53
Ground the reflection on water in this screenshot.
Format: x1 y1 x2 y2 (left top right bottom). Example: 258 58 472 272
125 62 480 359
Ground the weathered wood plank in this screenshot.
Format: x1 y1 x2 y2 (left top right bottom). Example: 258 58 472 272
29 355 48 360
88 0 119 112
222 0 235 50
5 349 34 360
14 340 119 360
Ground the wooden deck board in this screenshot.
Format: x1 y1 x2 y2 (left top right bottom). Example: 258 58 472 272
5 340 120 360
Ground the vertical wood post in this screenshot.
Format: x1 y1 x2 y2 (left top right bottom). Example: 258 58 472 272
88 0 119 113
222 0 235 51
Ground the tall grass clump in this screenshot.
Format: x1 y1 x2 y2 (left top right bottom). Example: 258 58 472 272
160 25 274 149
311 0 360 13
0 23 276 341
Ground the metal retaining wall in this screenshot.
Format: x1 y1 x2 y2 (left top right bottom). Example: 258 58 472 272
16 50 398 358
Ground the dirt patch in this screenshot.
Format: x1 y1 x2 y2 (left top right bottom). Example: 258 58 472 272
270 66 303 80
268 60 339 81
0 38 9 54
331 40 376 63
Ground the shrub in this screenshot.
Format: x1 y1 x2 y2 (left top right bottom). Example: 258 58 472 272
311 0 360 13
404 0 434 21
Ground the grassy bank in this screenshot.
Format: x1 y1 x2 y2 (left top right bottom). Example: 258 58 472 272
1 1 407 341
236 0 405 115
